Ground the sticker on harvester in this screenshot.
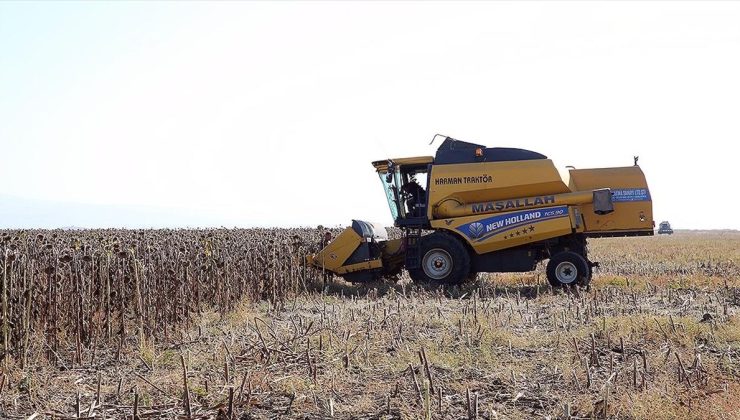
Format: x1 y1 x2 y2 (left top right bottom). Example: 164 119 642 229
611 188 650 202
457 206 569 242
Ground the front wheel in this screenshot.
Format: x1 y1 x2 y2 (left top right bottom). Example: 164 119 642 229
546 251 590 288
408 233 471 284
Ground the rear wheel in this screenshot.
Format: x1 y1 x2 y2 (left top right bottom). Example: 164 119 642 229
408 233 471 284
546 251 590 288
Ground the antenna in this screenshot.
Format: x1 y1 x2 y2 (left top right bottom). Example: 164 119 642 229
633 156 639 166
429 134 447 146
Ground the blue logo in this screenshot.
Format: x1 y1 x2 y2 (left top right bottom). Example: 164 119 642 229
469 222 484 238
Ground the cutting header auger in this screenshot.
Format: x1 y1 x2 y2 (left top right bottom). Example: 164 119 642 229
306 136 653 287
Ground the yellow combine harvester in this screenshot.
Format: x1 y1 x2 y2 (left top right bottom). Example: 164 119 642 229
307 136 653 287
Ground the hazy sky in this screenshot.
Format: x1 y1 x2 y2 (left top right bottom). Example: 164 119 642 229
1 2 738 229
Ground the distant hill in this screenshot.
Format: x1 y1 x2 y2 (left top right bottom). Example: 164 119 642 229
673 229 739 234
0 194 228 229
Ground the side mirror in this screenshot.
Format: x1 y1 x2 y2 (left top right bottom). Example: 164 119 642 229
385 173 393 183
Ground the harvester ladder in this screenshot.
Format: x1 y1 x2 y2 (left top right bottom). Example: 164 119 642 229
404 227 423 270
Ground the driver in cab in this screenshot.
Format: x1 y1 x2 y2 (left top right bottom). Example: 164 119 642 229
401 178 426 217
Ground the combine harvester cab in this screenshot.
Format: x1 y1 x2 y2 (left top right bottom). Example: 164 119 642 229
307 136 653 288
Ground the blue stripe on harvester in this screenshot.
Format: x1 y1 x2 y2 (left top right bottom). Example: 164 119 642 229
456 206 569 242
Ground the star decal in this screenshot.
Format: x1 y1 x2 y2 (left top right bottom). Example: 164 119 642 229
502 226 536 239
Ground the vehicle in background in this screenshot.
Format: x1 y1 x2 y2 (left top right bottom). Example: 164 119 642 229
657 221 674 235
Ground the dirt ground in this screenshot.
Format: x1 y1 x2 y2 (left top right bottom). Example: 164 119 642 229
1 231 738 419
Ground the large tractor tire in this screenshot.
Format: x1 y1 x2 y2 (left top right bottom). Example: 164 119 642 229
408 232 471 284
546 251 591 288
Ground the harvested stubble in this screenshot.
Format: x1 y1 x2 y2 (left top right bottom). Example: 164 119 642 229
0 229 738 419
